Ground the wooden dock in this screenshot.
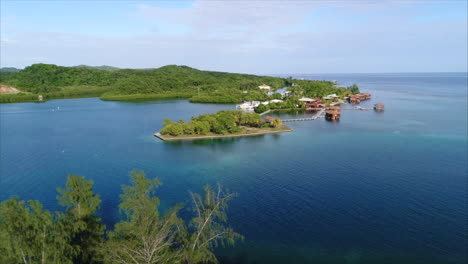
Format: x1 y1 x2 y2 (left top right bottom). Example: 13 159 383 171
282 109 325 122
268 106 374 123
307 106 372 111
340 106 372 110
280 106 372 123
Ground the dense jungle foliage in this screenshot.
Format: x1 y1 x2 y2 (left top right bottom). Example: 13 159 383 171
160 110 284 137
0 64 358 103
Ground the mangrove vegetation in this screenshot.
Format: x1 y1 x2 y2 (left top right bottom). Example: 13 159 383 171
159 110 286 137
0 63 358 104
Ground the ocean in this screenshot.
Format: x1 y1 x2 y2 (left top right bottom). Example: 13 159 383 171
0 72 466 263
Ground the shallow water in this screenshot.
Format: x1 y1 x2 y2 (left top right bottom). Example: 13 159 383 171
0 73 466 263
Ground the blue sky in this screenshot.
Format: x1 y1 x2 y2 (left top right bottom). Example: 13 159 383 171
1 0 467 74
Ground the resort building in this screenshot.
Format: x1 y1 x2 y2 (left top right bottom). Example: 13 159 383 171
311 102 326 109
325 110 340 120
299 97 326 109
325 106 341 120
236 101 261 111
299 97 316 103
258 84 271 90
323 94 340 100
348 93 372 104
328 105 341 111
281 91 292 98
269 99 284 103
374 103 385 111
264 116 275 123
236 99 285 111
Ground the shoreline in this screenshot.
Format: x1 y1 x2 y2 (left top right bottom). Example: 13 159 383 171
154 127 293 141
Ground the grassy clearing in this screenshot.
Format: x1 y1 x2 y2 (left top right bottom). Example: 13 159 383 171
0 93 40 103
0 85 111 103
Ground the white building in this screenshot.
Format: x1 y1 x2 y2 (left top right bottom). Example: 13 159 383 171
298 97 316 102
258 84 271 90
236 99 284 111
269 99 284 103
236 101 261 111
323 94 340 100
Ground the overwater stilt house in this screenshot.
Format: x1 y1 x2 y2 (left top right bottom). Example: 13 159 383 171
374 103 385 111
325 110 340 120
348 93 371 104
325 106 341 120
300 97 326 110
309 99 326 109
328 106 341 111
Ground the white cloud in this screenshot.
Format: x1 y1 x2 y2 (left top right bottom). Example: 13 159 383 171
1 0 466 73
134 1 321 52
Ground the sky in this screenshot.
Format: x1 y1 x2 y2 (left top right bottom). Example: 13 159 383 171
1 0 467 74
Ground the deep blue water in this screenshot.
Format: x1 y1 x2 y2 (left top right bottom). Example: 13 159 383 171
0 73 467 263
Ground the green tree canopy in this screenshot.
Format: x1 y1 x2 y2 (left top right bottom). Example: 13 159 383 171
2 63 350 104
0 171 241 264
57 175 104 264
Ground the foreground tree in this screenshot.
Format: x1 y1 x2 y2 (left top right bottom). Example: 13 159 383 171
0 198 69 264
0 171 241 264
105 170 183 263
105 172 242 264
182 184 243 263
57 175 104 264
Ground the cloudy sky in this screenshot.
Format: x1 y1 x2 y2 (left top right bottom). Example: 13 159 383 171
1 0 467 74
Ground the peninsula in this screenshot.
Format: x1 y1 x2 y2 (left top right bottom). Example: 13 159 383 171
0 64 353 104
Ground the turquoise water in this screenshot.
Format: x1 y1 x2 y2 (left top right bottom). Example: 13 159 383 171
0 73 467 263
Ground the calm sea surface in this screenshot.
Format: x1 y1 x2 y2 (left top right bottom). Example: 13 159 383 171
0 73 467 264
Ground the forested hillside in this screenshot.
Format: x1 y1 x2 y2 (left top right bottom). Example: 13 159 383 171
0 67 21 73
73 65 121 71
0 63 348 103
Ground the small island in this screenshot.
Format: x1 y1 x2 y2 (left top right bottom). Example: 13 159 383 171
155 110 292 141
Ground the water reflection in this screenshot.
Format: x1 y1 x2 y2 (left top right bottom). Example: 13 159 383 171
162 134 271 149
